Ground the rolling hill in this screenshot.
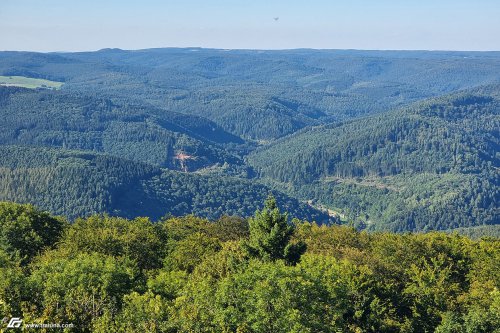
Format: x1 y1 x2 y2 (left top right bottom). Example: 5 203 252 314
248 86 500 231
0 145 330 222
1 49 499 140
0 48 499 233
0 86 246 172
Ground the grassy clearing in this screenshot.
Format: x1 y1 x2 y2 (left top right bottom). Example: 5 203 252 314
0 75 63 89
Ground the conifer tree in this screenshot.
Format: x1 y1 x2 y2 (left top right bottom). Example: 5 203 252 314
243 195 306 265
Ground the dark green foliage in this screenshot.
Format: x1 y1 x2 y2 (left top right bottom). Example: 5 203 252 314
1 49 499 232
243 195 306 265
0 145 330 222
444 225 500 239
1 49 499 140
248 87 500 231
137 169 331 223
0 202 66 263
0 87 243 171
211 215 250 241
249 89 500 182
0 145 160 219
160 215 248 245
1 48 500 331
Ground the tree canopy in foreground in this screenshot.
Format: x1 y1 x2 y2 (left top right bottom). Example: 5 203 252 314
0 200 498 332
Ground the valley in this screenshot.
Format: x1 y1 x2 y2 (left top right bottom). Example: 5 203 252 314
0 48 498 233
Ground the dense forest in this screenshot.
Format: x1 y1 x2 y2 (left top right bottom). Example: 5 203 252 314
0 200 498 332
248 87 500 232
1 49 499 140
0 86 245 171
0 48 499 234
0 145 329 222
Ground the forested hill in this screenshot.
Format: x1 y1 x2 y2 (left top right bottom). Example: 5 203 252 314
248 86 500 231
0 86 245 172
0 49 499 233
1 49 499 140
248 86 500 182
0 145 330 222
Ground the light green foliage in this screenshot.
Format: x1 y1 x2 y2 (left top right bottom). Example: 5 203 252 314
0 249 26 318
27 252 137 331
403 255 460 331
436 288 500 333
161 215 213 242
0 75 63 89
0 199 497 332
163 232 222 273
212 260 332 333
94 291 172 333
59 215 166 270
147 270 188 300
173 259 332 333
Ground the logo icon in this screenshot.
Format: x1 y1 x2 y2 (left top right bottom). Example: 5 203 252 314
6 317 23 328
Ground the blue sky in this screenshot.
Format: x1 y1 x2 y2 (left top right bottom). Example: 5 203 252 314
1 0 499 51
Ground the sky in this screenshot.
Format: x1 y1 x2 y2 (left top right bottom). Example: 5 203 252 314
1 0 499 52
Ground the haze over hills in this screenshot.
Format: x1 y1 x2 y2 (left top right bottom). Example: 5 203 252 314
1 48 500 140
0 48 499 233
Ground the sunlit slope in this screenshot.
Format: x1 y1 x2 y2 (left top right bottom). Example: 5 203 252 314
248 86 500 231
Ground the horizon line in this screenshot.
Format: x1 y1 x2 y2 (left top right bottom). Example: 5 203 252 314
1 46 500 54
